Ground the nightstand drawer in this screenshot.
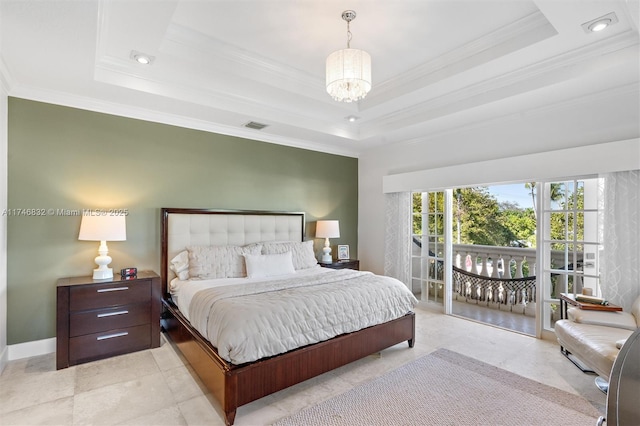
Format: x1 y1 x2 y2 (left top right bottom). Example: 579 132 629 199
57 271 161 369
69 302 151 337
70 280 151 311
69 324 151 364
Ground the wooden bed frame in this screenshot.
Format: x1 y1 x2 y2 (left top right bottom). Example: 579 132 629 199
159 208 416 425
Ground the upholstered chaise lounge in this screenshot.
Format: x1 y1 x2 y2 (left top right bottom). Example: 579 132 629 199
554 296 640 381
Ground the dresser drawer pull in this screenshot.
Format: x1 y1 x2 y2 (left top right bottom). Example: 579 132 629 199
97 332 129 341
97 287 129 293
97 310 129 318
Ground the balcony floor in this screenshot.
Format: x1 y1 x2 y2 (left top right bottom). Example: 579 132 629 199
451 299 536 335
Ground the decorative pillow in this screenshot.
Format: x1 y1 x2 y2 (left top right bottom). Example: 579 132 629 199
261 240 318 270
187 244 262 279
568 308 638 331
169 251 190 280
244 252 296 279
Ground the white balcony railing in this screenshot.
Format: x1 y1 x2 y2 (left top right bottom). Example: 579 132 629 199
413 241 582 316
452 245 580 316
453 244 537 278
449 244 536 315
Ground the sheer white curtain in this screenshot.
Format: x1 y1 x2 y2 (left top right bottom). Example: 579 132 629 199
599 169 640 311
384 192 412 288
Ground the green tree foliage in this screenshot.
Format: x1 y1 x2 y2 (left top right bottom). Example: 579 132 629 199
412 192 445 236
454 187 536 247
413 188 537 248
412 192 423 235
549 184 584 250
524 182 564 217
499 201 536 247
454 187 502 245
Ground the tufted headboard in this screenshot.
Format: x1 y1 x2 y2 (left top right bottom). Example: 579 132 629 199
160 208 306 295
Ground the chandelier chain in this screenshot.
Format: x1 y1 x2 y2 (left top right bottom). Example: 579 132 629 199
346 21 352 48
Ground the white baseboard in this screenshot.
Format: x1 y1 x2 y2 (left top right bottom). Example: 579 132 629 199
8 338 55 361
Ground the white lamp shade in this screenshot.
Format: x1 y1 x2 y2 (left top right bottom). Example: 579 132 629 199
326 48 372 102
79 215 126 241
316 220 340 239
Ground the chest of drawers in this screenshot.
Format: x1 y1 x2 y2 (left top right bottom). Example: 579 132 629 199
56 271 161 369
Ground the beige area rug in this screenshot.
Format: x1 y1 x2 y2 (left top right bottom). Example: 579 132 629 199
272 348 602 426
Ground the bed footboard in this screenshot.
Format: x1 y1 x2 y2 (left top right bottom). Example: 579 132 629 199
161 298 415 425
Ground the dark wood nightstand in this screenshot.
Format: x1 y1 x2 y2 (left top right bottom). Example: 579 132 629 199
319 259 360 270
56 271 161 369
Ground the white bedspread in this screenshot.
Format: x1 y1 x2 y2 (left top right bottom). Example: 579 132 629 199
181 268 418 364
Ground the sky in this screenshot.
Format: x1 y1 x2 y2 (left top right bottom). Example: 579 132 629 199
487 183 534 208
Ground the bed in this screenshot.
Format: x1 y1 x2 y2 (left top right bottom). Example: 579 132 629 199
159 208 417 425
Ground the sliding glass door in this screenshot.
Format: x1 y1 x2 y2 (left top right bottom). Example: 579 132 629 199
539 178 602 333
411 191 452 311
408 178 603 336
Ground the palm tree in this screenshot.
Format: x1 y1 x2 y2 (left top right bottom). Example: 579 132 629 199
524 182 562 217
525 182 537 218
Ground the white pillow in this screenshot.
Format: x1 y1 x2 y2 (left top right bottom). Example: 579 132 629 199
261 240 318 270
169 251 190 280
187 244 262 279
244 252 296 279
568 308 638 331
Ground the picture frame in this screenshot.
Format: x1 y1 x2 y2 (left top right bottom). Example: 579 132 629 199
337 244 349 260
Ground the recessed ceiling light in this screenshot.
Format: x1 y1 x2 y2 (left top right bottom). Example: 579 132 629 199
581 12 618 34
130 50 154 65
345 115 359 122
589 19 611 32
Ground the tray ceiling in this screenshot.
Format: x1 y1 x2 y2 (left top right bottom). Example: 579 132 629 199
1 0 638 157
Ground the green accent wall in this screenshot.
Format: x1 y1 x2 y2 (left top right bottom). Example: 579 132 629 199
7 98 358 345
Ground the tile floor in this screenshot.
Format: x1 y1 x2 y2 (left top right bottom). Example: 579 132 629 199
0 304 606 425
451 299 536 335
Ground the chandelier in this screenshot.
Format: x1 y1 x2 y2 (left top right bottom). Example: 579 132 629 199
326 10 372 102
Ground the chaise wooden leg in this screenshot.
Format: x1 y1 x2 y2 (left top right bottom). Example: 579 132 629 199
408 338 415 348
224 409 236 426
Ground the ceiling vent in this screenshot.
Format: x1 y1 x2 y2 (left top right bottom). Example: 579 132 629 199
244 121 269 130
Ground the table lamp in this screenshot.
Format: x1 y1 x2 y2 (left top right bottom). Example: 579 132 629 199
78 214 126 279
316 220 340 263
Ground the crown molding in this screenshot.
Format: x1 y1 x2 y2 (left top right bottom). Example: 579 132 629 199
620 0 640 31
392 81 639 149
8 83 360 158
93 1 354 142
163 22 324 96
93 60 359 143
95 13 329 105
363 10 557 108
359 30 639 138
94 0 109 66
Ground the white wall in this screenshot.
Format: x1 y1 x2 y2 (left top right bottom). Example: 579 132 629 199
358 86 640 274
383 140 640 193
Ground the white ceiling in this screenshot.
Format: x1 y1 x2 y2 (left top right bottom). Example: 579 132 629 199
1 0 638 157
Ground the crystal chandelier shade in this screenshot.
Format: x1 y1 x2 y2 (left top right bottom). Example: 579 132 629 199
326 48 372 102
326 10 372 102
